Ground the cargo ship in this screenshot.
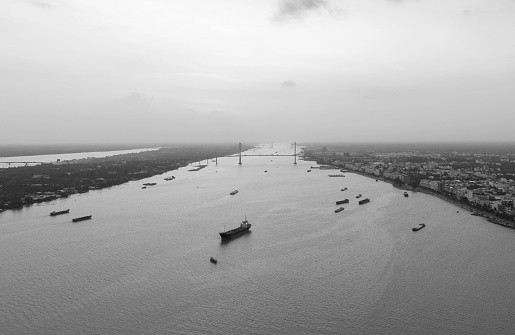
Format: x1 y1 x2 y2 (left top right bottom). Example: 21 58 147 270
336 199 349 205
358 198 370 205
50 209 70 216
219 217 251 240
230 190 238 195
412 223 426 231
334 207 344 213
72 215 92 222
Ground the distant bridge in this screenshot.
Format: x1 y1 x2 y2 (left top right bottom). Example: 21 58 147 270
229 142 299 165
1 144 300 167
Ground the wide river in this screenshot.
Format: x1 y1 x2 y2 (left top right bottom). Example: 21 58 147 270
0 147 159 168
1 143 515 335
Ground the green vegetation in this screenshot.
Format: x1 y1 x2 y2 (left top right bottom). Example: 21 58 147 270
0 144 249 211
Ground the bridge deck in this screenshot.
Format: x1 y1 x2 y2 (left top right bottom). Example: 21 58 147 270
230 154 297 157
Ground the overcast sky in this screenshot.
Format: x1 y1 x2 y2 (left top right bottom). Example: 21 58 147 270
2 0 515 144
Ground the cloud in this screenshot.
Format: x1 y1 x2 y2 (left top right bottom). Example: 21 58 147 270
28 0 53 9
273 0 329 21
116 92 152 106
282 80 298 88
107 92 155 117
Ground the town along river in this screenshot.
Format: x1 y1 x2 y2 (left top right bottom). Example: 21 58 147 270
1 143 515 334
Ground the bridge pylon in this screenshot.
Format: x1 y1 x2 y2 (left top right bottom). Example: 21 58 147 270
294 142 297 164
238 142 242 165
236 142 298 165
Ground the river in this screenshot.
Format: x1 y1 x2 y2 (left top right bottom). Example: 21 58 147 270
0 147 159 168
1 143 514 334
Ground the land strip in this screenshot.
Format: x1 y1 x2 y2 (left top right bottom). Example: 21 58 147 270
0 144 250 212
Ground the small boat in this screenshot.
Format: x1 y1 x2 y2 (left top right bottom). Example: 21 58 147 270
143 182 157 186
336 199 349 205
210 257 217 264
230 190 238 195
50 209 70 216
471 212 483 217
164 176 175 181
404 192 409 197
307 169 311 172
264 170 267 173
376 179 378 182
142 186 146 189
72 215 92 222
412 223 426 231
358 198 370 205
356 194 362 198
341 187 347 191
334 207 344 213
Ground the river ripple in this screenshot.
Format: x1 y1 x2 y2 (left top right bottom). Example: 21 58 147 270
1 143 515 334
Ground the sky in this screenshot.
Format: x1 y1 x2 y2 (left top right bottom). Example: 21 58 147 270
1 0 515 144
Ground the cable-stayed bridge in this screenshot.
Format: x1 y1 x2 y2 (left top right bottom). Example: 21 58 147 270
1 143 299 167
227 142 298 165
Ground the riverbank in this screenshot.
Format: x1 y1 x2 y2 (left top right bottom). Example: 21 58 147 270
414 187 515 229
346 170 515 230
0 144 250 212
0 144 160 158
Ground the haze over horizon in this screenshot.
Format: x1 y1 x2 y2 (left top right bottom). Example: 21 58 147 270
2 0 515 144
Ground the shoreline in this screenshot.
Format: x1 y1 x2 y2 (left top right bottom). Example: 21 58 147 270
345 169 515 230
0 145 250 213
0 144 161 158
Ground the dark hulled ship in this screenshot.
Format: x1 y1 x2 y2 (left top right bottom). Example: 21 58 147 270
358 198 370 205
412 223 426 231
219 217 251 240
72 215 92 222
50 209 70 216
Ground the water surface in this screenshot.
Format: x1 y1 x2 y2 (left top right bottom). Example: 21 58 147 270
1 143 514 334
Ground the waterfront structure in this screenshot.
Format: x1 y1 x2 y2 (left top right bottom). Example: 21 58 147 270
302 145 515 224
